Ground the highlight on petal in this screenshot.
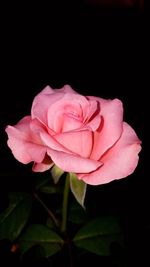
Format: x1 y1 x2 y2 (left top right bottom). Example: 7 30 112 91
78 122 141 185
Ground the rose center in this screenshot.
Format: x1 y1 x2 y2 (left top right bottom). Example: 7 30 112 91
64 111 83 121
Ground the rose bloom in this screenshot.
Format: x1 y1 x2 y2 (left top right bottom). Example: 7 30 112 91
6 85 141 185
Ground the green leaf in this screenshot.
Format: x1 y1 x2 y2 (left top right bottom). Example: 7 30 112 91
19 224 64 257
69 173 87 208
50 165 64 184
73 217 123 256
0 192 32 241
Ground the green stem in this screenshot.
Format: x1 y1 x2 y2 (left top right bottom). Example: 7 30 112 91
61 173 70 234
33 191 59 228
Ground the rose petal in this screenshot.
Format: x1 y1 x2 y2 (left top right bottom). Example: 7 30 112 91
5 116 46 164
31 85 77 126
32 90 64 126
82 99 101 131
47 93 88 132
40 132 73 153
78 122 141 185
86 113 101 131
32 161 54 172
56 84 78 94
47 149 102 173
55 130 93 158
32 87 101 133
47 106 83 133
89 98 123 160
83 99 99 121
6 127 46 164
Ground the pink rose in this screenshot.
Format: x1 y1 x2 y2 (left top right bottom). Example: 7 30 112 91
6 85 141 185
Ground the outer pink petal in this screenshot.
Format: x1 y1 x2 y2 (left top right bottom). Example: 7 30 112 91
31 85 77 126
47 149 103 173
89 98 123 160
78 122 141 185
6 127 46 164
31 90 64 125
32 161 54 172
55 130 93 158
55 84 78 94
32 85 76 98
5 116 46 164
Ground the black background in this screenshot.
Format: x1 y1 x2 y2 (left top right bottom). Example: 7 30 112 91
0 1 148 266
